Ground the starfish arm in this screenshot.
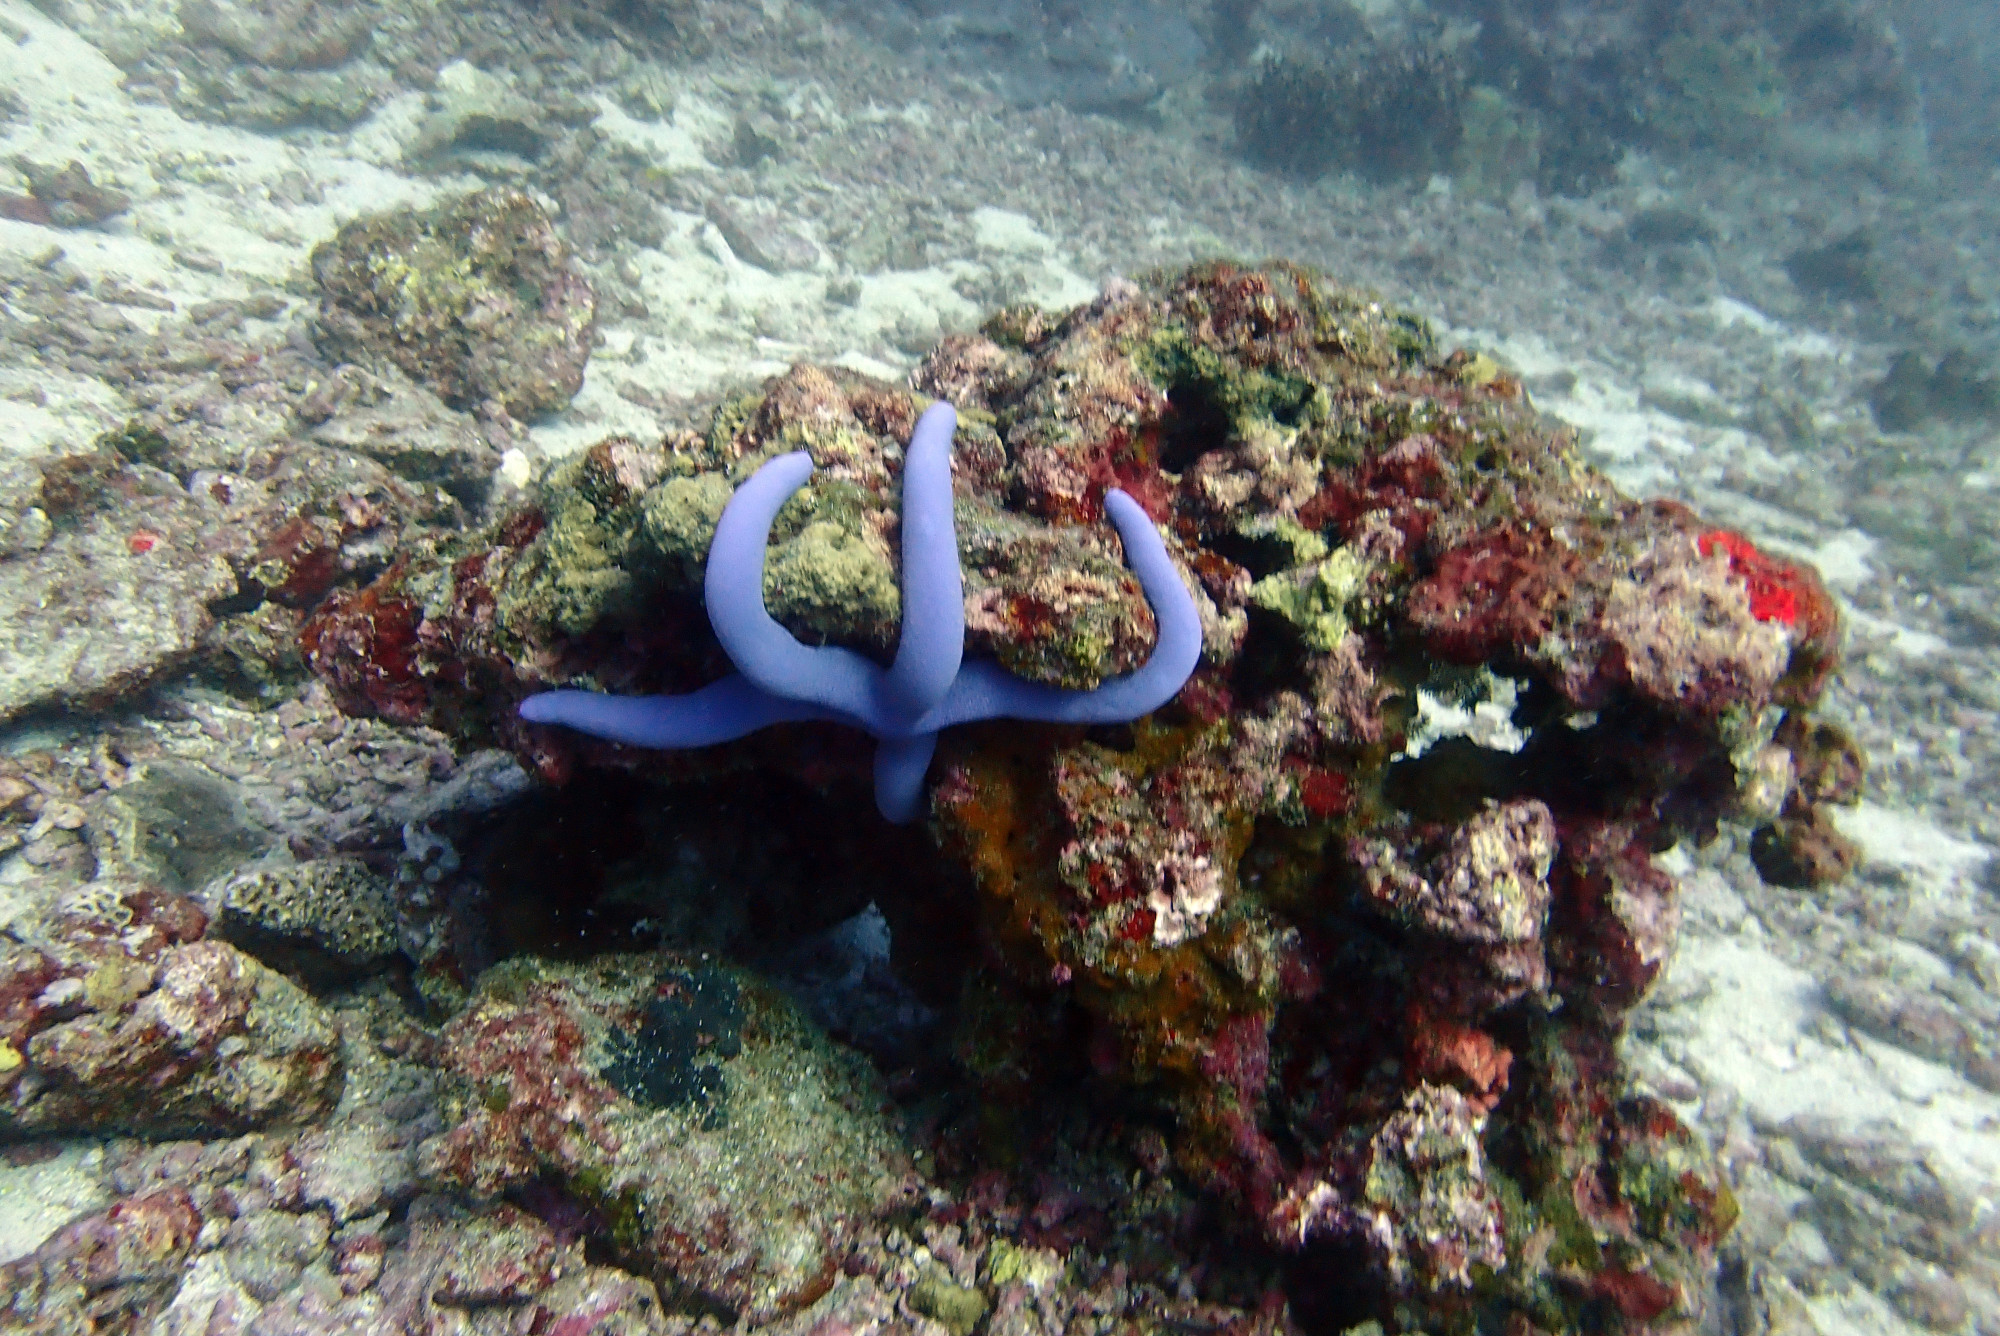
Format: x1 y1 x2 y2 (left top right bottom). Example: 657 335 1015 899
879 401 965 725
705 450 888 725
928 488 1203 727
519 675 843 748
872 731 941 824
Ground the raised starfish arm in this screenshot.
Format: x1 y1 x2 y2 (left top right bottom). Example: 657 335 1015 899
703 449 888 723
704 402 967 732
879 401 965 724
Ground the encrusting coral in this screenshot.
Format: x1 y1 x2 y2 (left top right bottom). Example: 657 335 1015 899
301 261 1858 1332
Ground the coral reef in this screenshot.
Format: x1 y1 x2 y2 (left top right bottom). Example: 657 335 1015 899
1233 40 1466 184
310 189 597 422
301 261 1852 1331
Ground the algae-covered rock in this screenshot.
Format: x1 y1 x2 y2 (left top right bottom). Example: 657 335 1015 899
0 891 342 1137
299 362 499 505
311 189 597 420
1246 547 1373 651
419 954 914 1322
0 451 239 722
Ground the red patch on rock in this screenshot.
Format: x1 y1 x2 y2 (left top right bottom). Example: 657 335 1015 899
1407 524 1588 668
300 563 430 722
1591 1267 1679 1321
1697 530 1803 626
257 516 343 607
1301 767 1351 819
1406 1005 1512 1109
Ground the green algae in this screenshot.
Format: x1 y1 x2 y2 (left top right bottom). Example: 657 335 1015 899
1133 324 1321 435
498 495 639 638
1248 547 1374 651
910 1267 989 1336
640 473 734 582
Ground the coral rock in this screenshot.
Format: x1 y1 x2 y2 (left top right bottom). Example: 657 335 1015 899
1354 799 1558 945
321 262 1857 1333
0 899 342 1137
311 189 597 420
419 956 914 1322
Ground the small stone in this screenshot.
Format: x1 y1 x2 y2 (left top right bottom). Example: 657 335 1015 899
706 196 821 273
14 159 130 227
1890 1266 1969 1332
1751 808 1860 889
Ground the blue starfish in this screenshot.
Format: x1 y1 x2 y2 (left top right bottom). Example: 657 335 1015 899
519 402 1204 823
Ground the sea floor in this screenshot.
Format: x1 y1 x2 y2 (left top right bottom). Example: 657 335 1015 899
0 0 1996 1332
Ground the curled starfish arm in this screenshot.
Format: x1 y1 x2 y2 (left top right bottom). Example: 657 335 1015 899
704 450 885 722
518 675 842 748
928 489 1203 728
518 404 1202 824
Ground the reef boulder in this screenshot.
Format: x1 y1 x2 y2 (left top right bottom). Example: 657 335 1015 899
418 955 915 1322
0 886 342 1137
310 189 597 421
